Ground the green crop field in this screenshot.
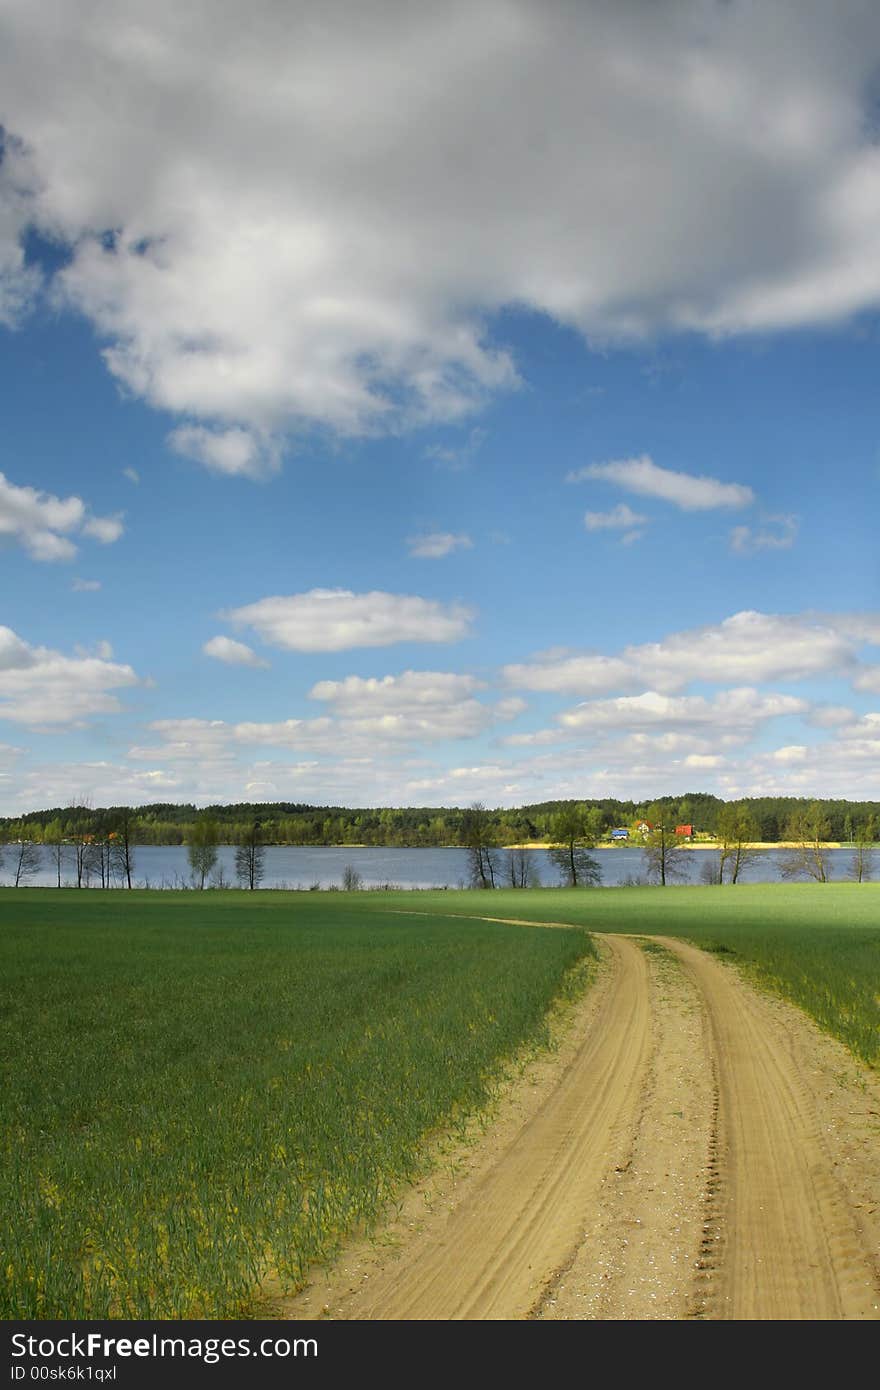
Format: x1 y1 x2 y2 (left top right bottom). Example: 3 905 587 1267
0 890 593 1320
394 882 880 1068
3 883 877 1322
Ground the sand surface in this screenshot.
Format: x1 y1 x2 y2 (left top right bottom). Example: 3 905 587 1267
272 926 880 1321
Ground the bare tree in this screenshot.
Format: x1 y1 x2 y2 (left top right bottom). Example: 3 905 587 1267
341 863 362 891
504 848 540 888
235 820 266 890
461 802 500 889
11 839 42 887
67 800 95 888
109 810 136 889
92 816 113 888
699 853 724 885
80 838 102 888
43 819 67 887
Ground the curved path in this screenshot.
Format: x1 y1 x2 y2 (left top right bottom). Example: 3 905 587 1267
279 927 880 1321
334 935 650 1319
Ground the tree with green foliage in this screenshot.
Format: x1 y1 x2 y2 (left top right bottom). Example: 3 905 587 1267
187 814 220 889
717 801 760 884
461 802 500 889
848 818 875 882
781 802 832 882
642 804 689 886
548 803 603 887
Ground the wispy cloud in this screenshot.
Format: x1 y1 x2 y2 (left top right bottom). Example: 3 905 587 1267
584 503 648 531
423 428 487 471
568 455 754 511
407 531 473 558
729 514 799 554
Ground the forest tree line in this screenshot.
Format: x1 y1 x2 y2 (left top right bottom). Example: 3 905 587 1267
0 795 874 889
1 792 878 849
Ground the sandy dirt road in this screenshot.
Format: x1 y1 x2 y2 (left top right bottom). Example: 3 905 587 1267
659 936 879 1319
278 929 880 1321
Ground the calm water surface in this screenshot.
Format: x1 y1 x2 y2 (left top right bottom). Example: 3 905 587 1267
10 843 864 889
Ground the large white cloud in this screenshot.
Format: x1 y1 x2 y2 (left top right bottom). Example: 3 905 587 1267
310 670 485 715
310 669 523 741
224 589 474 651
505 610 864 696
3 3 880 457
0 625 140 726
131 671 523 760
0 129 42 327
557 688 805 734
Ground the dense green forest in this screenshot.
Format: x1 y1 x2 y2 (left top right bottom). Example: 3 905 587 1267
1 793 878 847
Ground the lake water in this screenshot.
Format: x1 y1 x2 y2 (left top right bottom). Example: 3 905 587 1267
6 843 865 889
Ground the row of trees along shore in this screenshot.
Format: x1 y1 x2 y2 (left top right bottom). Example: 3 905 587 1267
3 792 880 848
0 795 876 889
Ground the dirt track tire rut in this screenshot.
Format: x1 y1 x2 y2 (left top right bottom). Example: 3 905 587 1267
659 936 880 1320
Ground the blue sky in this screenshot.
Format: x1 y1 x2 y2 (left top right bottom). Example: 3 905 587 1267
2 1 880 813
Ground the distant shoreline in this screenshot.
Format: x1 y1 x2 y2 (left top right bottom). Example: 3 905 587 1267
503 840 845 851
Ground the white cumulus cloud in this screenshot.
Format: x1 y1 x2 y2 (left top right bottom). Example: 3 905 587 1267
0 471 124 562
202 635 269 669
2 4 880 460
0 625 140 726
557 688 805 735
168 426 279 480
505 610 860 696
224 589 474 652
